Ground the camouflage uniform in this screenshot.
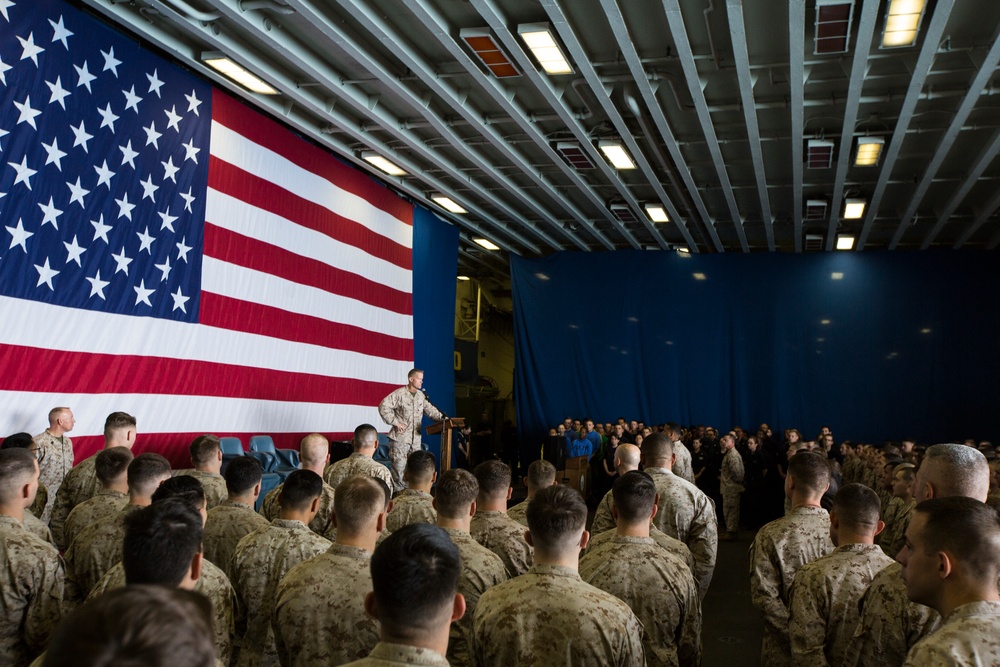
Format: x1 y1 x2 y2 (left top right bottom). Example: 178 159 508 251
204 500 270 579
472 563 645 667
341 642 449 667
324 453 393 494
22 511 55 547
902 600 1000 667
63 489 128 550
672 440 696 484
260 480 336 538
0 516 65 667
64 504 141 604
506 499 529 526
28 482 47 521
842 562 940 667
788 543 895 667
175 469 228 509
231 519 331 667
378 387 444 490
644 467 718 600
48 452 100 549
32 431 74 524
590 488 616 535
587 525 696 576
469 510 533 577
385 489 436 533
272 543 379 667
441 527 508 667
720 447 745 533
580 535 702 667
90 558 237 665
749 505 835 667
878 497 915 559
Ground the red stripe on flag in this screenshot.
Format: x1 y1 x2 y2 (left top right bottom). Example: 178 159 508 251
199 292 414 361
203 224 412 316
0 344 398 405
211 90 413 226
209 156 412 270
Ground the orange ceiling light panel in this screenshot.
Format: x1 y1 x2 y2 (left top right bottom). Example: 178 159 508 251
460 28 520 78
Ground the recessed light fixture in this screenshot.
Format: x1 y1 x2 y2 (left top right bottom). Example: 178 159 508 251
821 319 831 325
430 194 467 214
609 203 640 224
473 238 500 251
360 151 406 177
598 140 636 170
676 246 690 254
457 275 470 281
806 139 835 169
854 137 885 166
644 204 669 222
806 199 829 220
920 327 932 334
843 199 866 219
534 272 550 281
554 142 596 170
693 272 706 281
831 272 844 280
201 52 278 95
881 0 926 48
836 234 856 250
517 23 573 75
814 0 856 55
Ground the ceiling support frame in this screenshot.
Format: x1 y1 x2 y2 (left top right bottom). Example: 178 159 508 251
788 0 805 252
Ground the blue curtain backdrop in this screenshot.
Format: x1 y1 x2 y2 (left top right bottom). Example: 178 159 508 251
512 250 1000 447
412 206 459 467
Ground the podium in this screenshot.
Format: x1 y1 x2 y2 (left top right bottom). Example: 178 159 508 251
427 418 464 473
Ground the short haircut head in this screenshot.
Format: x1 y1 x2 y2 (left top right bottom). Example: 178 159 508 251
48 407 70 424
224 456 263 496
95 447 134 485
788 451 832 493
43 585 216 667
405 450 436 482
152 474 206 513
353 423 378 450
1 432 34 449
920 444 990 501
0 448 37 503
526 485 587 551
407 368 423 380
334 475 385 534
914 497 1000 580
434 469 478 519
123 498 204 586
640 432 674 464
279 469 323 511
127 453 172 497
473 460 511 498
832 483 881 530
299 433 329 466
189 435 220 466
104 411 136 440
526 460 556 488
370 523 460 636
612 471 657 523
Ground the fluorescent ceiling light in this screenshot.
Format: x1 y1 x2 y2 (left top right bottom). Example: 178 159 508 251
460 28 520 78
854 137 885 167
644 204 669 222
598 141 636 170
843 199 866 219
201 52 278 95
836 234 856 250
360 152 406 176
676 246 690 254
457 275 470 281
517 23 573 75
821 319 831 325
431 194 467 214
831 272 844 280
881 0 926 48
473 238 500 251
692 272 706 281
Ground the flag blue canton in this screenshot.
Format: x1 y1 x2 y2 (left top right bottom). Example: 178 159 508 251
0 0 210 322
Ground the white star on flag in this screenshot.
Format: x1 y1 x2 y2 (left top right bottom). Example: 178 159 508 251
48 16 74 49
157 210 177 232
18 32 45 66
111 247 133 275
8 156 38 190
176 236 192 263
45 76 70 109
86 270 110 299
133 279 155 306
6 218 34 252
122 85 142 113
164 105 182 132
161 156 179 183
155 255 172 282
66 177 90 207
97 103 119 132
115 192 135 220
91 214 112 243
140 174 158 202
94 159 115 188
74 61 95 92
120 140 139 169
14 95 42 129
185 89 202 116
137 226 155 253
101 46 122 76
0 0 14 22
63 235 86 266
170 286 190 313
181 138 200 164
0 57 11 86
34 257 59 290
180 187 196 212
38 196 63 229
143 120 162 149
70 120 93 152
42 137 68 170
147 69 164 97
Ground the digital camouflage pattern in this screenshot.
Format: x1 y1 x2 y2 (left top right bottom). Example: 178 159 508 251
260 481 336 539
385 489 436 533
28 482 47 521
472 563 645 667
720 447 745 533
63 504 142 605
48 452 100 549
22 511 55 548
586 525 696 576
749 505 835 667
672 441 695 484
901 601 1000 667
63 490 128 550
590 489 616 535
324 453 393 495
32 431 73 524
580 535 702 667
340 642 450 667
378 386 444 490
469 510 533 577
788 543 895 667
505 499 528 526
174 469 228 509
203 500 270 579
877 497 914 559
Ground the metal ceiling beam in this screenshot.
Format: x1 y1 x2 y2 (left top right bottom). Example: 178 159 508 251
954 185 1000 249
590 0 705 251
824 0 880 251
199 0 567 253
922 129 1000 248
988 222 1000 249
788 0 805 252
661 0 747 252
856 0 957 250
890 24 1000 249
726 0 775 251
108 0 535 254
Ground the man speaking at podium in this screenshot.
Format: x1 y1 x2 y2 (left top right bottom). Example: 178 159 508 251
379 369 446 491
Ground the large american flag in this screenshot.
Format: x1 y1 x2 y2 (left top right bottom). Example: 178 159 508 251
0 0 414 465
